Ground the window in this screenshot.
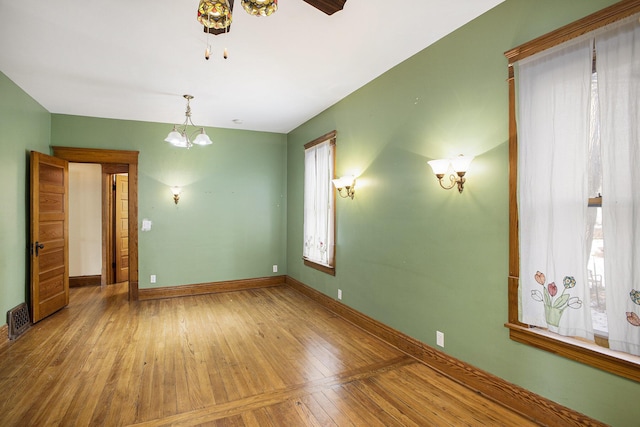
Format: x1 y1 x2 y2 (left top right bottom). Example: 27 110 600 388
303 131 336 275
587 67 606 339
505 2 640 382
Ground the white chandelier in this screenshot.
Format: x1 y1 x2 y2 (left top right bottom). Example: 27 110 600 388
164 95 213 149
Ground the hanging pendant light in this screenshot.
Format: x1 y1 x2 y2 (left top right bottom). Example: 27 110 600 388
241 0 277 17
198 0 232 30
164 95 213 149
197 0 277 62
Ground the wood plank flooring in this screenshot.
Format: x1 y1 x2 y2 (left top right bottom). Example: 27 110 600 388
0 283 540 426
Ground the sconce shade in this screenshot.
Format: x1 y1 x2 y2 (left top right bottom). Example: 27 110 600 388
451 155 474 173
332 175 354 189
427 159 450 176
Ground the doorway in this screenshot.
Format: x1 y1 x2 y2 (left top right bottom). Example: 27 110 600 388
52 146 139 301
102 165 130 286
68 165 129 287
68 163 102 288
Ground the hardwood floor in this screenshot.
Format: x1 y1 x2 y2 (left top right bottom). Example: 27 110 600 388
0 283 539 426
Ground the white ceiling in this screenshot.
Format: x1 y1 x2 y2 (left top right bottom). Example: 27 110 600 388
0 0 503 134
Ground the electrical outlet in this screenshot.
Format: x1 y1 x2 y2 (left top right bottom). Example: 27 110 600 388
338 289 342 300
272 265 278 273
150 274 156 284
436 331 445 348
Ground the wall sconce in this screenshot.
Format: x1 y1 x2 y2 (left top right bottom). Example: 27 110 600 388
427 155 474 193
332 175 356 199
170 186 182 204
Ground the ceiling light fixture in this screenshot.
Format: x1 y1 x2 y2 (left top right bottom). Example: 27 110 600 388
241 0 278 16
164 95 213 149
198 0 232 30
199 0 232 60
197 0 277 60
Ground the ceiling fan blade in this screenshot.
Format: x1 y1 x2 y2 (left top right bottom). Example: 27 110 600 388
303 0 346 16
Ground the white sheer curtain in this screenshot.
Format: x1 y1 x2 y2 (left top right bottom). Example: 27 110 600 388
517 38 594 339
597 17 640 356
303 140 334 265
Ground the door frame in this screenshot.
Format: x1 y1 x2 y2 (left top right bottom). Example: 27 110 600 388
52 146 139 301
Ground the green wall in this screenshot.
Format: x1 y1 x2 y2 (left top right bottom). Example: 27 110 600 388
51 115 288 288
2 0 640 425
0 73 51 323
1 72 287 313
286 0 640 425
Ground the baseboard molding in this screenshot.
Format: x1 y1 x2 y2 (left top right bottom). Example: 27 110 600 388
285 275 604 427
138 276 286 301
69 275 101 287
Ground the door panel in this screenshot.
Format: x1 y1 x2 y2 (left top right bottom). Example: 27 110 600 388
30 151 69 323
115 174 129 283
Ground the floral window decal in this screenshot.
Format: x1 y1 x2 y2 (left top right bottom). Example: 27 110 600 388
627 289 640 327
531 271 583 330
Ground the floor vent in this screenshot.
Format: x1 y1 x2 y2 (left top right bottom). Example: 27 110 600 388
7 303 31 340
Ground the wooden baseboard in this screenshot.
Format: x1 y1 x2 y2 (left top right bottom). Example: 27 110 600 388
69 275 101 287
138 276 286 301
285 275 604 427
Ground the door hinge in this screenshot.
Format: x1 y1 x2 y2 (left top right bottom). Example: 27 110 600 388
112 262 116 269
112 183 117 191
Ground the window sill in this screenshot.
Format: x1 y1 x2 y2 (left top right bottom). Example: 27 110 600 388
505 322 640 383
303 258 335 276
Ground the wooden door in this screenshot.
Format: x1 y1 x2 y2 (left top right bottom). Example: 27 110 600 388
114 174 129 283
30 151 69 323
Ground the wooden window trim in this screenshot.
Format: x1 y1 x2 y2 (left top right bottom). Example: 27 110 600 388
304 130 337 150
303 131 337 276
505 0 640 383
303 259 336 276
